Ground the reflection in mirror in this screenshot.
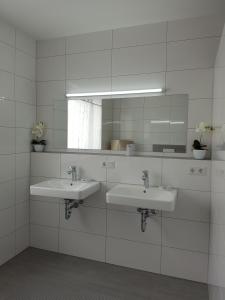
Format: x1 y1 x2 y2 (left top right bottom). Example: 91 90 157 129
53 94 188 154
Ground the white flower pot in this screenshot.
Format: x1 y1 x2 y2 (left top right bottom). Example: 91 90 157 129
193 149 207 160
33 144 45 152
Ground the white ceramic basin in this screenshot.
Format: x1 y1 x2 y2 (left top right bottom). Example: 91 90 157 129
30 179 100 200
106 184 177 211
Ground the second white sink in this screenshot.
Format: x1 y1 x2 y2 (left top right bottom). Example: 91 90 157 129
106 184 177 211
30 179 100 200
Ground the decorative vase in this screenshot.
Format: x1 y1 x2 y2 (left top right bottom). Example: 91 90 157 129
193 149 207 160
33 144 45 152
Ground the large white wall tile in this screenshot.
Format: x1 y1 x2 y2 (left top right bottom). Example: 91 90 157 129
0 181 15 210
37 56 65 81
211 161 225 193
0 70 14 99
107 210 161 245
166 68 213 99
30 200 59 227
0 100 15 127
0 19 15 46
16 30 35 57
213 67 225 99
15 128 31 153
0 127 15 154
16 102 36 128
211 192 225 225
209 223 225 256
61 154 106 181
30 224 59 252
0 233 15 265
60 205 106 235
66 77 111 94
106 237 161 273
83 182 106 208
37 80 65 106
107 156 162 185
161 247 208 282
0 207 15 237
112 44 166 76
16 177 29 203
113 22 166 48
37 38 65 58
0 42 14 72
162 159 211 191
31 153 60 178
15 50 35 80
59 229 105 262
66 31 112 53
16 201 29 229
167 15 224 42
167 37 220 71
66 50 111 79
15 76 36 104
162 218 209 252
16 153 30 178
15 225 29 254
0 155 15 183
188 99 212 128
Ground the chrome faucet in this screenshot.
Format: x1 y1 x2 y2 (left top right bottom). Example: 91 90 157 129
67 166 78 182
142 170 149 189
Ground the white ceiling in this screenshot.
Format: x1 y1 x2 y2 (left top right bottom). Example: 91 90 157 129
0 0 224 40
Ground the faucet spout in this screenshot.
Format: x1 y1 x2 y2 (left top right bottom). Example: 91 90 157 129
142 170 149 189
67 166 78 183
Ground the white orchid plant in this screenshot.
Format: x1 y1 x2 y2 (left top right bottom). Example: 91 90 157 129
31 121 46 145
193 122 214 150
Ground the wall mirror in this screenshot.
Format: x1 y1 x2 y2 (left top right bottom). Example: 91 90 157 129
52 93 188 154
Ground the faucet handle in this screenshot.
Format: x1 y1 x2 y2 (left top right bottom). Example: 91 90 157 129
142 170 148 176
67 165 76 174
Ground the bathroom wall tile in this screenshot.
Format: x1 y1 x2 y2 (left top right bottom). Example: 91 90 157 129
0 19 15 46
0 233 15 265
37 80 65 106
15 225 29 254
0 207 15 238
112 44 166 76
15 76 36 104
16 201 29 229
15 128 31 153
30 200 59 227
30 224 59 252
66 77 111 94
37 56 65 81
60 154 106 181
16 153 30 178
0 155 15 183
162 218 209 252
107 210 161 245
112 72 165 92
161 247 208 282
208 253 225 287
60 205 106 235
0 180 15 210
106 237 161 273
15 50 35 80
166 68 213 99
167 15 224 42
213 67 225 99
215 35 225 68
211 192 225 225
162 159 211 191
113 22 166 48
16 30 36 57
31 153 60 178
59 229 105 262
16 177 29 204
37 38 66 58
167 37 220 71
163 189 210 222
209 223 225 256
36 105 54 129
0 70 14 99
66 50 111 79
211 161 225 193
106 156 162 185
16 102 36 128
188 99 212 128
0 127 15 154
82 182 106 208
213 99 225 127
66 30 112 53
0 100 15 127
0 42 14 72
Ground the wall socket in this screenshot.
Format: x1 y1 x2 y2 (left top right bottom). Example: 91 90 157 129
189 167 207 176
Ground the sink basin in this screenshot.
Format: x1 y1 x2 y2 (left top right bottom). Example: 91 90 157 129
30 179 100 200
106 184 177 211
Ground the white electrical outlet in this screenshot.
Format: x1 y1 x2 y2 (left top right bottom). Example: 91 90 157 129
189 167 207 176
102 161 115 169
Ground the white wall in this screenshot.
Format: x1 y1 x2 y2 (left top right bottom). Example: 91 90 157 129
30 152 211 283
0 18 36 265
36 15 224 155
209 23 225 300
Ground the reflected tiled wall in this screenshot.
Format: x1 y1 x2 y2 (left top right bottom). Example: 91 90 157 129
0 18 36 264
36 15 224 155
30 152 210 283
209 23 225 300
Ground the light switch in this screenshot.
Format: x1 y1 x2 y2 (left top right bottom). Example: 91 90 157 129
189 167 207 176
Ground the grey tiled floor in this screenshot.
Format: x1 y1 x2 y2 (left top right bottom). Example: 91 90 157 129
0 248 208 300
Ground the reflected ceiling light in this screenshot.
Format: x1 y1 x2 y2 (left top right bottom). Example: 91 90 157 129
150 120 185 124
66 88 163 97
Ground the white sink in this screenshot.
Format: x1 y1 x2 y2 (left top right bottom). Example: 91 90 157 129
106 184 177 211
30 179 100 200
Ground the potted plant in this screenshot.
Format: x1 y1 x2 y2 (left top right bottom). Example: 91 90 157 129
192 122 213 160
31 121 47 152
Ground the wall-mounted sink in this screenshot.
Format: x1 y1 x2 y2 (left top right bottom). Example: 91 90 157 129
106 184 177 211
30 179 100 200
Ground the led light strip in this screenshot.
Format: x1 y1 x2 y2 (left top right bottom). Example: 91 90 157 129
66 88 163 97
